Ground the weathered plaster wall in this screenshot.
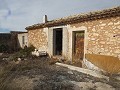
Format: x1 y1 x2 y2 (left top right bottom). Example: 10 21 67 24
18 33 28 48
28 28 48 51
69 16 120 60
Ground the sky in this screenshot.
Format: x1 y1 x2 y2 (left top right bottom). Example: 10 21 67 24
0 0 120 33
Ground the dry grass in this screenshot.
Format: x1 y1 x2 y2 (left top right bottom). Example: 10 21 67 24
85 54 120 74
0 57 50 90
0 57 75 90
1 56 120 89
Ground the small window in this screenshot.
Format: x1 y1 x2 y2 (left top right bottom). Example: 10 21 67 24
22 36 25 45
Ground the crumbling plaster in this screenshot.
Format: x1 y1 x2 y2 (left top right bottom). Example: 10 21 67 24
18 33 28 48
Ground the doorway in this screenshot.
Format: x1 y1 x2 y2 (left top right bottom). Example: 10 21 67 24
53 28 63 55
73 31 85 61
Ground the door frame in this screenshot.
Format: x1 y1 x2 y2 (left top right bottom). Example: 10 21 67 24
53 28 63 56
72 30 85 62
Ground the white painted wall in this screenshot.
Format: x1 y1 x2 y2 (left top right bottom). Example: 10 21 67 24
47 25 88 61
18 33 28 48
48 25 68 58
48 27 53 57
62 26 69 59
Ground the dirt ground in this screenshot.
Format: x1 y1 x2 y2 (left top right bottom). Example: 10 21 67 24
0 56 120 90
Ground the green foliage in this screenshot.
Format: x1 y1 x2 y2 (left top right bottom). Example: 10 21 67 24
8 45 35 61
23 45 35 56
0 44 9 53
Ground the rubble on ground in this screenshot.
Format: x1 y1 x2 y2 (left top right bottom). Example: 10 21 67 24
0 56 120 90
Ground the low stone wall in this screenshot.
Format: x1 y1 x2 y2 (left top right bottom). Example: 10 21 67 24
83 58 105 73
84 54 120 74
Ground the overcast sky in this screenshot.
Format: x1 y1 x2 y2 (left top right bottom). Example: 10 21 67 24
0 0 120 33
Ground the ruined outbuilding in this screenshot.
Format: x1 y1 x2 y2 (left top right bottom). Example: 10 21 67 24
0 31 21 52
0 31 28 53
17 32 28 48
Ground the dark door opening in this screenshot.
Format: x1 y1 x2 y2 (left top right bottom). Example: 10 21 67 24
53 28 63 55
73 31 84 61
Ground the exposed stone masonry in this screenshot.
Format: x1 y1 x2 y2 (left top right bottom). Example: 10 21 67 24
70 16 120 59
28 29 47 49
26 6 120 61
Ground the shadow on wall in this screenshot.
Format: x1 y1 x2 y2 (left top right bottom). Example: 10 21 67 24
85 54 120 74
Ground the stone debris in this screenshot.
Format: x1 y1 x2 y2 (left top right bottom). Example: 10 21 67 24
68 71 74 74
0 56 120 90
71 81 115 90
32 49 47 56
18 58 21 61
56 62 109 81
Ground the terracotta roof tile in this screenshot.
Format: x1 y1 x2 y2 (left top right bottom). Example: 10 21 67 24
26 6 120 30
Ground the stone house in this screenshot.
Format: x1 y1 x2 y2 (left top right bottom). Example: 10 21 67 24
26 6 120 63
17 32 28 49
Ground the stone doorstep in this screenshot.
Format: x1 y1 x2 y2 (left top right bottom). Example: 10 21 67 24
55 62 109 81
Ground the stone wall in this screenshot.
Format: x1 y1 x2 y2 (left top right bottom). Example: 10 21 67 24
69 16 120 59
85 54 120 74
28 29 48 51
27 16 119 60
